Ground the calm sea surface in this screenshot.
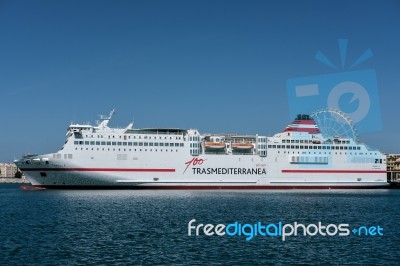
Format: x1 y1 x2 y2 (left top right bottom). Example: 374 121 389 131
1 184 399 265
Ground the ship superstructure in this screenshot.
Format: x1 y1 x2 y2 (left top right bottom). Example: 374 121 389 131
15 110 388 188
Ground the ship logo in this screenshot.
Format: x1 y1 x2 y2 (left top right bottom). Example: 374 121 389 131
184 157 206 174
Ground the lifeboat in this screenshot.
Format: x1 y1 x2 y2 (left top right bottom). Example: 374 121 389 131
232 143 253 151
205 141 226 150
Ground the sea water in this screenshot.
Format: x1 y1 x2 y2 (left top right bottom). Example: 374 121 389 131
1 184 399 265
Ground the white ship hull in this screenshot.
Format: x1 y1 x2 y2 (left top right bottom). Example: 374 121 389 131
15 110 389 189
18 152 387 189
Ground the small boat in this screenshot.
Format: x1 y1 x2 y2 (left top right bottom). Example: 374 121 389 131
232 143 253 150
204 136 226 150
205 141 226 150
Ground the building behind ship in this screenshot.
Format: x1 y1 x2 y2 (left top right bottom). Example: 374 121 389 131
386 154 400 183
0 163 18 178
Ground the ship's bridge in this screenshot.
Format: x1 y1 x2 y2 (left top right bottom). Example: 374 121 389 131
68 124 92 132
67 124 93 138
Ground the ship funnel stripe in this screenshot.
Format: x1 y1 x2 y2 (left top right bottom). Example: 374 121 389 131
284 128 320 133
283 119 320 133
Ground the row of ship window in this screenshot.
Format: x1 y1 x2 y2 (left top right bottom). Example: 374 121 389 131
189 136 200 141
281 151 377 156
268 145 361 150
281 139 350 144
84 135 183 140
74 141 184 147
75 148 181 152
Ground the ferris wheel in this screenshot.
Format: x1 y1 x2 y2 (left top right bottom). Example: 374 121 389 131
311 108 359 141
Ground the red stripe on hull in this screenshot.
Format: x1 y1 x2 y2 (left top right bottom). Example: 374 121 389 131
20 168 176 172
29 185 389 190
282 170 386 173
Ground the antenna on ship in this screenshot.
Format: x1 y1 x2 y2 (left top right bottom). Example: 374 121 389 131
98 108 115 129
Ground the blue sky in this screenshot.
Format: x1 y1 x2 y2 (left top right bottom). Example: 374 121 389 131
0 0 399 162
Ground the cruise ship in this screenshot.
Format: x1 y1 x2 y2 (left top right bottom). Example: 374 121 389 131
15 109 388 189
